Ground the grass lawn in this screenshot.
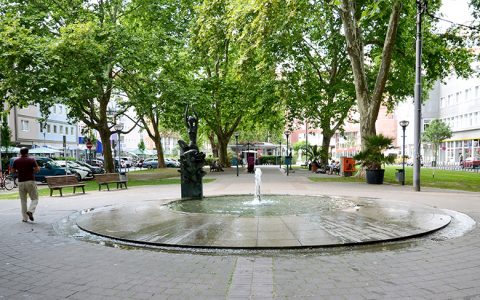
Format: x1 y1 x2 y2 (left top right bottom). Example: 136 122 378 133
0 168 215 200
309 165 480 192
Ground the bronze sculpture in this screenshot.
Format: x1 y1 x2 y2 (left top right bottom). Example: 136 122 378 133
178 105 206 199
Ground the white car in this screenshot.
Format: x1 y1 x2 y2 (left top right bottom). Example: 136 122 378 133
116 157 133 168
58 161 93 180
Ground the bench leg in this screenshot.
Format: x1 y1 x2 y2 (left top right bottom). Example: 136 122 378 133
50 189 53 197
98 184 101 191
73 187 76 194
82 186 85 194
106 184 110 191
59 188 63 197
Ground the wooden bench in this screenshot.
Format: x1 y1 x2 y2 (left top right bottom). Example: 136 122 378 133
94 173 128 191
45 175 86 197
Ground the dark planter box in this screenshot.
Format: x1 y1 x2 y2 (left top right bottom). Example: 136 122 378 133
366 169 385 184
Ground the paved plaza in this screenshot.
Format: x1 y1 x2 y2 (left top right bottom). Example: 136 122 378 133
1 166 480 299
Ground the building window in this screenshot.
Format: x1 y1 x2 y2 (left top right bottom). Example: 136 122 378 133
423 119 431 131
53 125 57 133
47 124 51 133
21 120 29 132
59 105 63 114
60 125 63 134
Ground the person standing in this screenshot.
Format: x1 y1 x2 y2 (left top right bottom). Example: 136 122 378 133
11 147 40 222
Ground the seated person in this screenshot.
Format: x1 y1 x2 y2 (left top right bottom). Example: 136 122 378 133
326 160 336 174
332 161 340 175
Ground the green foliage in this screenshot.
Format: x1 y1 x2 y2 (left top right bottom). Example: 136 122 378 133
353 134 395 170
235 0 355 164
0 114 13 149
138 140 146 152
189 0 282 166
293 141 307 154
306 145 322 163
422 119 452 163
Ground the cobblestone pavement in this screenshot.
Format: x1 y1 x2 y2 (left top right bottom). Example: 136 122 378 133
1 166 480 299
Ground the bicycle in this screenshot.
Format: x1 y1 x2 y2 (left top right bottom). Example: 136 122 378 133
0 172 15 191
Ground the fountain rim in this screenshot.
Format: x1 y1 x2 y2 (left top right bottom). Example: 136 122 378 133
74 194 453 250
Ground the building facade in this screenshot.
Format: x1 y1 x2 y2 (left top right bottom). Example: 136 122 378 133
423 75 480 164
5 104 79 157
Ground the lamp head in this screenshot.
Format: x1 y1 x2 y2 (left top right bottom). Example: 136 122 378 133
234 132 239 138
284 131 290 138
114 123 124 131
399 120 409 128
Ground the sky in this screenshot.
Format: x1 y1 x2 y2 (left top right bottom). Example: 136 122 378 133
439 0 474 30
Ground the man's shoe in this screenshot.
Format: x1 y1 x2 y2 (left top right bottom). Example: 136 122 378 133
22 219 28 223
26 211 34 221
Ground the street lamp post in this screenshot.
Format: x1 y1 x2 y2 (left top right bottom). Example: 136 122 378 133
414 0 426 191
279 141 282 168
234 132 239 177
400 120 410 186
114 123 124 174
284 131 290 176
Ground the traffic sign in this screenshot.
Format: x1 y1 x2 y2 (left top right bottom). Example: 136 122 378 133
86 140 93 149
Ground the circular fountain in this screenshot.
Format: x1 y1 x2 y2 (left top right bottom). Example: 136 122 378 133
75 167 452 249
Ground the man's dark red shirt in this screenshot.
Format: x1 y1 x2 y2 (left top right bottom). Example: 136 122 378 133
12 157 37 182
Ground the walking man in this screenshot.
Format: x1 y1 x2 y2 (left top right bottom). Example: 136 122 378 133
11 147 40 222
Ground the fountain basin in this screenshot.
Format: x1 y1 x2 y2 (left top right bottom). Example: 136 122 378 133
76 194 451 249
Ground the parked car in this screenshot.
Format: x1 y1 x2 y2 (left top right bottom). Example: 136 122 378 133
165 158 180 168
143 159 159 169
90 159 104 167
463 157 480 168
57 161 93 180
138 158 155 168
76 161 105 174
9 157 68 183
117 157 133 168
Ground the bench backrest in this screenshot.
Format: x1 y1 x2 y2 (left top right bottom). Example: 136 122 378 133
46 175 79 187
94 173 121 183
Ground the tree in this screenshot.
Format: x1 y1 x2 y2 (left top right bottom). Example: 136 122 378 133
0 0 143 172
422 119 452 164
0 112 12 150
137 139 145 152
117 0 196 168
236 0 356 166
189 0 280 166
337 0 473 148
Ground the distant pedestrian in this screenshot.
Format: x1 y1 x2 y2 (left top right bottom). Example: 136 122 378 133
11 147 40 222
459 154 464 167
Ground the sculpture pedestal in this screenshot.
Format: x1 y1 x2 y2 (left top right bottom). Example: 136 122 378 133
178 148 206 199
181 181 203 199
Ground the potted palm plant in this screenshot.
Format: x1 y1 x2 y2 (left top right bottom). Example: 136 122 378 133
353 134 395 184
306 145 322 173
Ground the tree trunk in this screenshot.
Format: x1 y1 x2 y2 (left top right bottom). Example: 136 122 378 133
218 135 230 167
155 137 165 168
153 126 165 168
98 127 114 173
320 133 333 166
208 132 219 158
